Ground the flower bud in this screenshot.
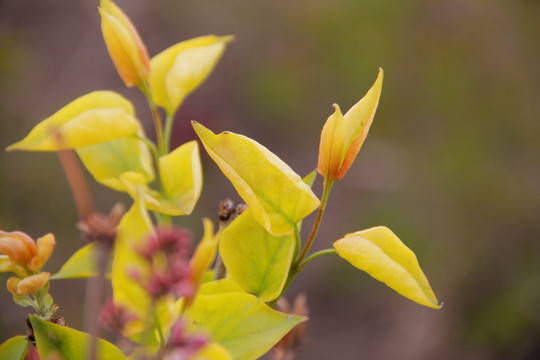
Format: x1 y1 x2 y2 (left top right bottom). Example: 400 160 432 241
7 272 50 295
317 68 383 180
99 0 150 87
28 234 56 271
0 231 38 267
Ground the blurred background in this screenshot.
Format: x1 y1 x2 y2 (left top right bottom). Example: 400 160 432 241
1 0 539 359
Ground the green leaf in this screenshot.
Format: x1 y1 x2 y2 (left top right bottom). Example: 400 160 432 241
219 209 295 302
193 122 320 236
7 91 139 152
0 336 28 360
50 243 98 280
186 292 306 360
76 130 154 192
29 315 125 360
333 226 441 309
302 170 317 188
149 35 233 114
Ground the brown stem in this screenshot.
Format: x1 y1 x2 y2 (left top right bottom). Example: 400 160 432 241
84 243 111 360
56 150 94 220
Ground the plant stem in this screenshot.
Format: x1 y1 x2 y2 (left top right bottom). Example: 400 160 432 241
140 82 165 156
295 178 334 266
268 179 334 308
57 149 94 221
297 248 337 272
163 111 176 155
84 243 111 360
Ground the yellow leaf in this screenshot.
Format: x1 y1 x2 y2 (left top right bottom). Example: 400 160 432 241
186 218 219 307
99 0 150 87
7 91 139 151
318 68 383 180
149 35 233 114
158 140 202 214
193 122 320 236
76 128 154 192
194 342 232 360
119 141 202 215
333 226 441 309
219 209 295 302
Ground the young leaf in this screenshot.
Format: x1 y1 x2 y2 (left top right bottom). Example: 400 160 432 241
0 335 28 360
99 0 150 87
185 292 307 360
7 91 139 152
50 243 98 280
76 130 154 192
149 35 233 114
333 226 441 309
29 315 125 360
219 209 295 302
192 122 320 236
318 68 383 180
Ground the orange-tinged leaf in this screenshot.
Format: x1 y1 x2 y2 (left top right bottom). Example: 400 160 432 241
28 233 56 271
0 231 37 267
317 68 383 180
149 35 233 113
7 91 139 151
99 0 149 87
10 272 50 295
334 226 441 309
193 122 320 236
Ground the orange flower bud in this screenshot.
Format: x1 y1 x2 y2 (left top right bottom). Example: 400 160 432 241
0 256 28 278
99 0 150 87
0 231 38 267
317 68 383 180
28 234 56 271
7 272 50 295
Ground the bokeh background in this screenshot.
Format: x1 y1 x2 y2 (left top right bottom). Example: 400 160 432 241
1 0 539 359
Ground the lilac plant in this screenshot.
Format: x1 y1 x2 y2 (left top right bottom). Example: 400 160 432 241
0 1 441 359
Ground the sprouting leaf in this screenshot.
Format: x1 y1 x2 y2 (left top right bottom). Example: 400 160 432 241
0 336 28 360
193 122 320 236
7 91 139 152
333 226 441 309
99 0 150 87
185 292 306 360
219 209 295 302
76 129 154 192
149 35 233 114
120 141 202 215
50 243 98 280
318 68 383 180
194 342 232 360
29 315 125 360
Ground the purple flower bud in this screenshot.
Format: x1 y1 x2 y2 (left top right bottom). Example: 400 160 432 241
99 298 136 333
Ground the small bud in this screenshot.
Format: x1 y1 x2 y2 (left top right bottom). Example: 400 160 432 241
28 234 56 271
165 318 208 359
0 231 38 267
7 272 50 295
99 0 150 87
